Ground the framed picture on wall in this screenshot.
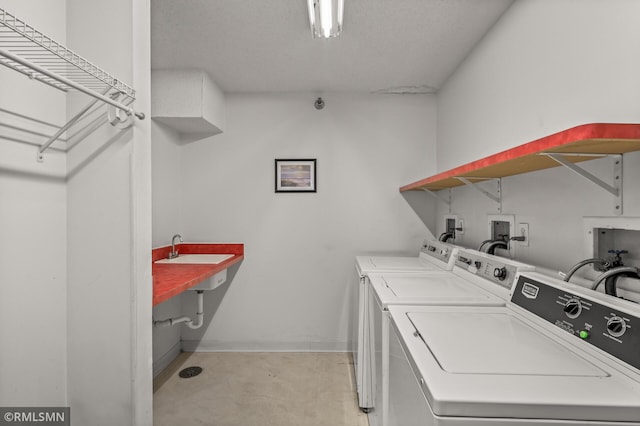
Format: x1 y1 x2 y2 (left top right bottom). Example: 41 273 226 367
275 159 317 193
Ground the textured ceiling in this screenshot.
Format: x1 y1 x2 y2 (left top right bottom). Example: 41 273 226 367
151 0 514 93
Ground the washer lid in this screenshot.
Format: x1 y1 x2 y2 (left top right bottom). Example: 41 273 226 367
356 255 441 273
372 274 503 307
409 311 605 376
392 306 640 422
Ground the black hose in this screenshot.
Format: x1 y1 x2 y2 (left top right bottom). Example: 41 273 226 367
592 267 640 293
439 232 453 242
605 272 640 297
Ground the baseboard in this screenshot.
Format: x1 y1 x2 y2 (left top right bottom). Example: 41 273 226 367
181 339 350 353
153 341 182 378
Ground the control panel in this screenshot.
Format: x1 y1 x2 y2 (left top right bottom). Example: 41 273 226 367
455 251 525 289
512 275 640 370
421 241 455 264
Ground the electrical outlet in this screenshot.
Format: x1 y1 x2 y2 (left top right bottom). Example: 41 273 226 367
518 223 530 246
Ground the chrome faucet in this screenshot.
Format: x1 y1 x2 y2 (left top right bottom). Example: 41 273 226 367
169 234 183 259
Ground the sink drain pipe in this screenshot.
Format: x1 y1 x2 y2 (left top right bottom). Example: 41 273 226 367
153 290 205 329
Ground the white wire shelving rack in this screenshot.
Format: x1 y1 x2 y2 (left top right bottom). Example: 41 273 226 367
0 7 145 161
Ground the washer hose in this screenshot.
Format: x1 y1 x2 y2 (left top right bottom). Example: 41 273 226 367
563 258 609 283
591 266 640 296
478 239 492 252
438 232 453 242
484 240 508 255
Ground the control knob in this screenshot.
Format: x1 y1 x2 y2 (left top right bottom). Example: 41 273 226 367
563 299 582 319
606 316 627 338
493 267 507 281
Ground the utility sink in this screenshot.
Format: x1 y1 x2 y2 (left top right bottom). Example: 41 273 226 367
155 254 234 264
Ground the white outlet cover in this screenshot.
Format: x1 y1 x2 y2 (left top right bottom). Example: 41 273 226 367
518 222 530 247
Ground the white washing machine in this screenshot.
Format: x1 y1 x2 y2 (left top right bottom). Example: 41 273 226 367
352 239 460 410
387 271 640 425
367 250 535 426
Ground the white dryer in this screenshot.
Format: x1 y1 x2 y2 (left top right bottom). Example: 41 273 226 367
387 271 640 425
367 250 535 426
352 239 459 410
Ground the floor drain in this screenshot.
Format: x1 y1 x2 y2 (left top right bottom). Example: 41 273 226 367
179 366 203 379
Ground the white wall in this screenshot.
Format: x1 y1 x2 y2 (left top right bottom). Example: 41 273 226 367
65 0 152 425
435 0 640 279
0 2 152 421
437 0 640 171
169 93 436 351
151 124 183 247
0 0 68 406
151 122 183 374
439 154 640 272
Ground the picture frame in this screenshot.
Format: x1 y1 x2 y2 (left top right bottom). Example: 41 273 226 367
275 159 317 193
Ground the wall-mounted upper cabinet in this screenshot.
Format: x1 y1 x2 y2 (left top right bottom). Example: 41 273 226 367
151 69 226 142
400 123 640 192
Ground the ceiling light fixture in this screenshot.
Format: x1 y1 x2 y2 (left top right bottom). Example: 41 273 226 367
307 0 344 38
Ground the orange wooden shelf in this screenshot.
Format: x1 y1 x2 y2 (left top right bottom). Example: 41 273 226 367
400 123 640 192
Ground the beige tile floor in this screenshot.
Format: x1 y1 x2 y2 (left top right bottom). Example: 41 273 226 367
153 352 370 426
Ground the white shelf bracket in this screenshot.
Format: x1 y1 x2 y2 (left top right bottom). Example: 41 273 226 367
455 177 502 212
421 188 451 206
542 153 623 215
37 87 110 162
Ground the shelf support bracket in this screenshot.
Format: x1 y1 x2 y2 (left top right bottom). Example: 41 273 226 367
421 188 450 206
37 87 110 162
542 153 622 215
455 177 502 212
